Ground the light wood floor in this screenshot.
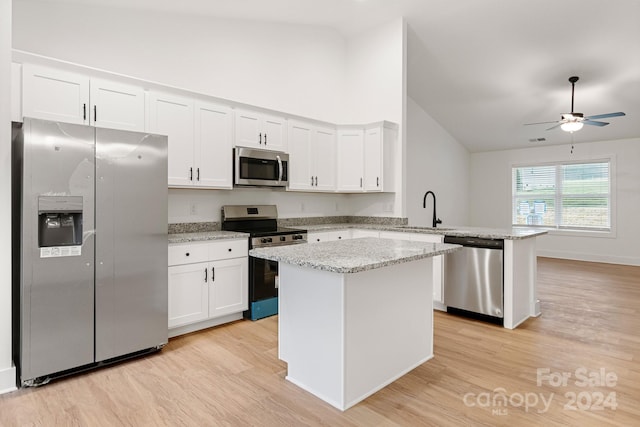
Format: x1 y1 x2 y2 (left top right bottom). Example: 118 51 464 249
1 257 639 426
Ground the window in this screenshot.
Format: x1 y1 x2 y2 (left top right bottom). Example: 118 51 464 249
512 160 611 231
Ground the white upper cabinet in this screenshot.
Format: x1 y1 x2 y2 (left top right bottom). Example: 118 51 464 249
336 123 396 193
337 128 365 191
21 64 145 131
194 101 233 189
89 78 145 132
11 63 22 122
23 64 89 125
288 121 314 190
234 108 287 151
149 92 233 189
363 126 383 191
288 120 336 191
149 92 195 187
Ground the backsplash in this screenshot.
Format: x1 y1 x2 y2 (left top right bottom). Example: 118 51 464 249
280 216 408 227
168 222 219 234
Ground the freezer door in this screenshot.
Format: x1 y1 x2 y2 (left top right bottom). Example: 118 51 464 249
19 118 95 381
444 246 504 318
95 128 168 361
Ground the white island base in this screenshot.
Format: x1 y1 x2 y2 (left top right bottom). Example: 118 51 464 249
278 259 433 411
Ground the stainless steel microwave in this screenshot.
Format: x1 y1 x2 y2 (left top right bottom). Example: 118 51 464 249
234 147 289 187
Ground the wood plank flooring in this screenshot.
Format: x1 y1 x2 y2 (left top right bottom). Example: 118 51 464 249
1 257 639 426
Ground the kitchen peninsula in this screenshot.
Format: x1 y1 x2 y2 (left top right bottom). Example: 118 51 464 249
250 237 461 411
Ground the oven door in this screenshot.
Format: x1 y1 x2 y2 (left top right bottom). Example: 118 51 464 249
234 147 288 187
249 256 279 302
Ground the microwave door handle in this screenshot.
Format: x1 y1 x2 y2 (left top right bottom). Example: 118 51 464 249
276 155 283 182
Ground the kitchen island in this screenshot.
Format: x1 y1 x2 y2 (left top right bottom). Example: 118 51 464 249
250 238 461 411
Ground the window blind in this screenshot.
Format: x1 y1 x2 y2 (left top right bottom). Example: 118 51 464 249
512 161 611 231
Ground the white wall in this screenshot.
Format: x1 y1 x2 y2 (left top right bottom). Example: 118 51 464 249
405 97 470 227
343 18 407 217
470 139 640 265
1 0 16 394
169 189 350 223
12 1 347 124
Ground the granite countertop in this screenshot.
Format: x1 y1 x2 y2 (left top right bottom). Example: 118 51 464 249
168 231 249 244
302 223 547 240
249 237 462 274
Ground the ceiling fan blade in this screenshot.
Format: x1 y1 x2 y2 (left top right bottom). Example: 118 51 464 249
583 120 609 127
524 120 560 126
546 123 563 131
585 112 626 120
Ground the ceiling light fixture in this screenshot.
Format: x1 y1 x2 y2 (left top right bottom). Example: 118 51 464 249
560 121 584 132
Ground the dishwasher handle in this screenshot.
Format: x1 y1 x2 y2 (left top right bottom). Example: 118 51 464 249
444 235 504 250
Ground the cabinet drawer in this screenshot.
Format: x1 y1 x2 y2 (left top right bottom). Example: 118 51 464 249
209 239 248 260
168 242 209 266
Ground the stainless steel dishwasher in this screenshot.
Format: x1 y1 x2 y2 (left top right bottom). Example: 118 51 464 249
443 236 504 323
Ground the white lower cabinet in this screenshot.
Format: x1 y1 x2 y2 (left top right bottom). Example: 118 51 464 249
308 230 351 243
168 239 248 333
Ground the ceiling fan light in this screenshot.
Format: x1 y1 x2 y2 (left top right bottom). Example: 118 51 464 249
561 121 584 132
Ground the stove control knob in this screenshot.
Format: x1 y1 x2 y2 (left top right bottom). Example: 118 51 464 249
293 235 303 240
280 236 286 242
267 238 273 243
261 238 269 244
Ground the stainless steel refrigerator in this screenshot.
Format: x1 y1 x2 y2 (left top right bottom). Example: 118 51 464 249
12 118 168 386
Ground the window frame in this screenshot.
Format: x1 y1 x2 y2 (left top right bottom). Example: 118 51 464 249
511 156 616 238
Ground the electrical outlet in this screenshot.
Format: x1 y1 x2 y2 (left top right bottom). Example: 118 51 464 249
300 202 305 212
190 203 197 215
335 202 339 212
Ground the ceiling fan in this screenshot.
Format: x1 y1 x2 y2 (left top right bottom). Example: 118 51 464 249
524 76 625 132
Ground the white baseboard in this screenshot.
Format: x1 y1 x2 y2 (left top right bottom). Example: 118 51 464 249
0 365 16 395
537 250 640 266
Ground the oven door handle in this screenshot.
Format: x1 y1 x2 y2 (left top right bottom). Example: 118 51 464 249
276 155 283 182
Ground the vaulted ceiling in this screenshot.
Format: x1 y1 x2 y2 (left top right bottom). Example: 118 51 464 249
29 0 640 152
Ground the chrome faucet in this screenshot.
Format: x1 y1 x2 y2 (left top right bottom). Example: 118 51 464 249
423 191 442 228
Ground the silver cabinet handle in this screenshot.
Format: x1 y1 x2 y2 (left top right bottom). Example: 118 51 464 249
311 176 314 186
315 176 318 186
377 177 379 187
189 167 193 181
360 177 363 188
259 133 262 144
197 168 200 181
204 267 207 282
264 133 267 145
211 267 215 282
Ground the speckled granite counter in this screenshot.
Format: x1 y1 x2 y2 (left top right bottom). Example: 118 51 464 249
300 223 546 240
168 231 248 244
249 237 461 273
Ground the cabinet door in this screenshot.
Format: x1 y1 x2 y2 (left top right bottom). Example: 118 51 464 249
411 234 444 304
337 129 364 192
288 121 313 190
90 78 145 132
234 108 262 148
313 126 336 191
262 113 287 151
168 262 209 328
22 64 89 125
363 126 383 191
209 258 248 318
195 101 233 188
149 92 195 186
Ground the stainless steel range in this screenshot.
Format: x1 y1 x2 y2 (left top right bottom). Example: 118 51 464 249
221 205 307 320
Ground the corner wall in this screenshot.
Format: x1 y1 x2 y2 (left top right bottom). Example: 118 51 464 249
470 138 640 265
343 18 407 218
405 97 470 227
1 0 16 394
